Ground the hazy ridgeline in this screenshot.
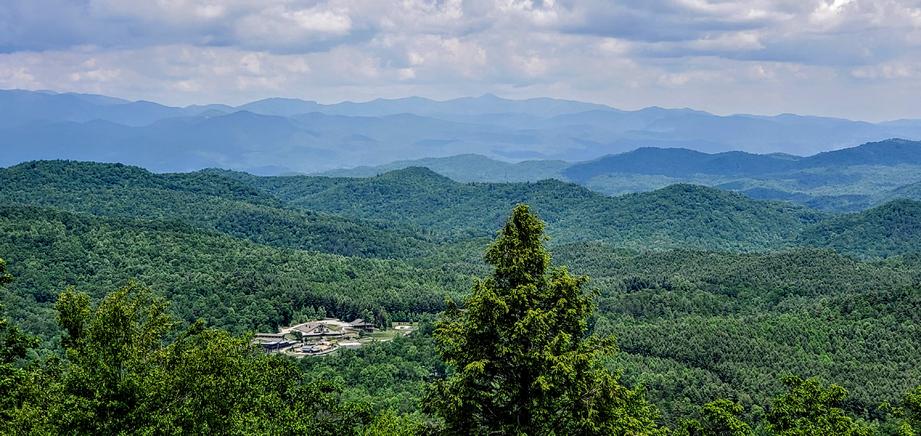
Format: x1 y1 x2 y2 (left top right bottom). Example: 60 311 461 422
4 89 921 175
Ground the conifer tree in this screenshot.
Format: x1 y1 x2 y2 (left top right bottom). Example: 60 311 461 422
426 204 664 435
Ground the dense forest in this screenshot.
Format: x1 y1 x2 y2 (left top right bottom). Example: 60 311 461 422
2 160 920 434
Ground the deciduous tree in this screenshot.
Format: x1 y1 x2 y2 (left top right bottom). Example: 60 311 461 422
767 375 871 436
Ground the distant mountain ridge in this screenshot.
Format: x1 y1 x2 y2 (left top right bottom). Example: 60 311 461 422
318 154 569 182
314 139 921 212
563 138 921 181
4 89 921 174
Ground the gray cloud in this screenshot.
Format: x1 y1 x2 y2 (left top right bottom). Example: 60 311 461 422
1 0 921 120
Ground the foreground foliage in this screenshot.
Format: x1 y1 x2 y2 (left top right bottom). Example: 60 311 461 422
427 205 666 434
3 282 401 434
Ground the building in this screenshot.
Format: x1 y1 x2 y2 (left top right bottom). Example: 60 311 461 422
348 318 376 332
255 317 377 357
252 333 298 352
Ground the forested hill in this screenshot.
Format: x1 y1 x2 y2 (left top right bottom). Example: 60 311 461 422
312 139 921 213
0 161 432 258
221 166 824 251
3 158 921 432
888 180 921 201
564 138 921 182
798 199 921 257
805 138 921 167
317 154 569 182
7 160 921 257
563 147 798 182
0 205 471 340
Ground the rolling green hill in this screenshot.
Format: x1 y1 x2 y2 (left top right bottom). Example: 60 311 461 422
887 180 921 201
564 139 921 183
226 167 824 251
316 140 921 213
565 140 921 212
0 205 469 342
805 138 921 167
563 147 798 182
798 199 921 257
8 160 920 260
0 161 431 258
2 160 921 430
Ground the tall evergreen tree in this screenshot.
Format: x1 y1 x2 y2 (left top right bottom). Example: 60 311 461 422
426 204 664 435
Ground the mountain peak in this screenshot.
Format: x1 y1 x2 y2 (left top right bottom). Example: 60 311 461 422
805 138 921 167
376 166 455 184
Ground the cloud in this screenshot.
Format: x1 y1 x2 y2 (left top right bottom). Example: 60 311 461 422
1 0 921 120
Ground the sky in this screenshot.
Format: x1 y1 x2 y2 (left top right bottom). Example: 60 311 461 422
1 0 921 121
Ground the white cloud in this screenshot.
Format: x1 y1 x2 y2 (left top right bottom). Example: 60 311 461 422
851 63 916 79
1 0 921 120
234 4 353 48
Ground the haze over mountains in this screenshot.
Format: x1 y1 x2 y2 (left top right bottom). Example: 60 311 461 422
324 139 921 212
4 89 921 175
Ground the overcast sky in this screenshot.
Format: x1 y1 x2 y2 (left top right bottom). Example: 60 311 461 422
2 0 920 121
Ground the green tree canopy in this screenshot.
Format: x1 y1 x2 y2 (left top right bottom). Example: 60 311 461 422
767 375 871 436
4 282 379 434
0 258 40 429
0 258 10 287
0 258 36 364
898 385 921 434
681 399 752 436
426 204 664 435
